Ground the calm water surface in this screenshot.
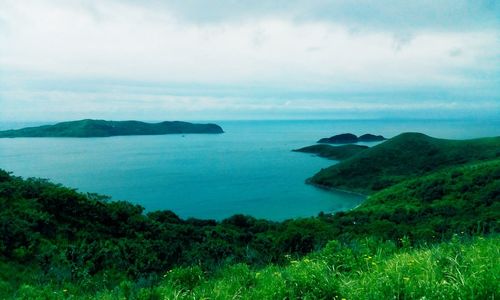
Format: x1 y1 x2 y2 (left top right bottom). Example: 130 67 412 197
0 119 498 220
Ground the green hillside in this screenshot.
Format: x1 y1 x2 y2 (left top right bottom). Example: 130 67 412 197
81 236 498 299
0 119 224 137
293 144 368 160
310 133 500 194
358 159 500 213
353 158 499 239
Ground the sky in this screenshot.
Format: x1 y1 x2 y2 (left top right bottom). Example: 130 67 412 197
0 0 499 121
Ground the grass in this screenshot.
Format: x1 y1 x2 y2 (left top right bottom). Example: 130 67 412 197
145 235 500 300
11 235 498 299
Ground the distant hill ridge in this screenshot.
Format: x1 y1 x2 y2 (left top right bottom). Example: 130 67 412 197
0 119 224 137
310 132 500 194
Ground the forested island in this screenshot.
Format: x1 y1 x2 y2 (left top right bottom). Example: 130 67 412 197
0 119 224 138
0 132 498 298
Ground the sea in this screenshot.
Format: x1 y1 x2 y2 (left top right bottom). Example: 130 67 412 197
0 119 498 221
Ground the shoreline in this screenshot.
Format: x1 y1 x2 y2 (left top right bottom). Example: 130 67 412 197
306 180 369 212
306 179 368 198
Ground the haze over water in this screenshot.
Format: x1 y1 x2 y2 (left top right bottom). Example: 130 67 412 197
0 118 498 220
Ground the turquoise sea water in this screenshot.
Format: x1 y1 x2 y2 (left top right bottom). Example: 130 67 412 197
0 119 499 220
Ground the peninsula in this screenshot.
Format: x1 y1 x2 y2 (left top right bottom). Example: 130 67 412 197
0 119 224 137
293 144 368 160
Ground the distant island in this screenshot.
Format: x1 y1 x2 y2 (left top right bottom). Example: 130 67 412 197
293 144 368 160
318 133 386 144
0 119 224 137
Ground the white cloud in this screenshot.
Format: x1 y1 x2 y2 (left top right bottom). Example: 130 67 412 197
1 0 497 87
0 0 498 120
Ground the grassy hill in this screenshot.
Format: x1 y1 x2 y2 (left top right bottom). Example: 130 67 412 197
358 159 500 213
352 158 500 239
310 133 500 194
0 119 224 137
293 144 368 160
82 236 497 299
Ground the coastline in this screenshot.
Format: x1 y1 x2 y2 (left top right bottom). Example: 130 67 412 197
306 179 368 213
306 178 368 198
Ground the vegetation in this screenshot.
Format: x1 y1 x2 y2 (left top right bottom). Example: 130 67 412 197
311 133 500 194
0 119 224 137
48 235 495 299
1 132 499 298
293 144 368 160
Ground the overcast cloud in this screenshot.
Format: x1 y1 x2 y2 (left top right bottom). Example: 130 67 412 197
0 0 499 121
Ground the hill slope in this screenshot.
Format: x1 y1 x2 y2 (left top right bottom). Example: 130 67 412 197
0 119 224 137
354 158 500 238
125 236 499 300
310 133 500 194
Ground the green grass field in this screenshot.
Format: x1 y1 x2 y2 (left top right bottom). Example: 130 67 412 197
9 236 499 299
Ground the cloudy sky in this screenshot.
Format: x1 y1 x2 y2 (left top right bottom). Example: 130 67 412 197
0 0 499 121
